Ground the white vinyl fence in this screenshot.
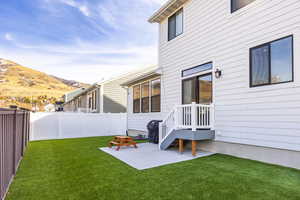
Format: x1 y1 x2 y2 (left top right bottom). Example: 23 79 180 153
30 112 127 141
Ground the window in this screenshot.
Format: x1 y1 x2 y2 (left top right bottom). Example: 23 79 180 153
132 79 161 113
92 91 97 110
88 90 97 110
78 97 81 107
151 79 161 112
231 0 256 13
88 97 92 109
141 82 150 113
168 9 183 41
182 62 213 77
133 85 141 113
250 36 293 87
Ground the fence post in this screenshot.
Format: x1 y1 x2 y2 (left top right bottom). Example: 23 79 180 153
12 110 17 175
191 102 196 131
21 112 24 157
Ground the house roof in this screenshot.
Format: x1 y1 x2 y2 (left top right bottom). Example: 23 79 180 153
64 66 160 104
120 66 162 87
148 0 188 23
64 84 99 105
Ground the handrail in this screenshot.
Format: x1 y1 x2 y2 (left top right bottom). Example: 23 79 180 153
159 103 214 149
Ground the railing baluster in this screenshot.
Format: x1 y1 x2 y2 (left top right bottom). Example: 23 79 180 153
205 107 207 126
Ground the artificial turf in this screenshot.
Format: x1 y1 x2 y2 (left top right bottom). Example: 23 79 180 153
5 136 300 200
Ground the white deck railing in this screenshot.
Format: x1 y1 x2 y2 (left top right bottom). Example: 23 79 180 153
159 103 214 146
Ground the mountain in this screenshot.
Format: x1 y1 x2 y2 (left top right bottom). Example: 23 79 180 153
50 75 90 89
0 58 88 111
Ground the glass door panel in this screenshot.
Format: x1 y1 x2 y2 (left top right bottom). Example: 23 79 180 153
182 78 197 104
198 74 212 104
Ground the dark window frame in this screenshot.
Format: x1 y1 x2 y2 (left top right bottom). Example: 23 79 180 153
249 35 294 88
133 85 141 113
231 0 256 13
181 72 213 105
168 8 183 41
150 79 161 113
182 62 213 77
141 82 150 113
132 79 161 114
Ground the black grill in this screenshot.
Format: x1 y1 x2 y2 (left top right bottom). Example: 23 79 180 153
147 120 162 144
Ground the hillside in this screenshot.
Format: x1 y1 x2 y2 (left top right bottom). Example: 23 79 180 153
0 58 88 111
50 75 90 89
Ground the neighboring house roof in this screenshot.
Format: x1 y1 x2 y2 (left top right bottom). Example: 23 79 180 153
121 66 162 87
148 0 188 23
64 88 86 102
64 84 100 104
64 65 160 104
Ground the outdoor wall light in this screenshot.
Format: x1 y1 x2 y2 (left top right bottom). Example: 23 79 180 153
215 68 222 79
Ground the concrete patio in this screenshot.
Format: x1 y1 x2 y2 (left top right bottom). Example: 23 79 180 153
100 143 215 170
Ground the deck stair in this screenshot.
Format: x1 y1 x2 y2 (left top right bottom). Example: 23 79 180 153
159 103 215 150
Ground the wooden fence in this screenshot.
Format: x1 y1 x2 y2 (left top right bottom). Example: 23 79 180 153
0 109 30 200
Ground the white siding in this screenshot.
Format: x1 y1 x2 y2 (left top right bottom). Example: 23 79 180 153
159 0 300 151
127 87 163 132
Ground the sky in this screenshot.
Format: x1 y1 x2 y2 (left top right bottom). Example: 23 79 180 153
0 0 166 83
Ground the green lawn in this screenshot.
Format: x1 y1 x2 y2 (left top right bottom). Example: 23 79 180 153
6 137 300 200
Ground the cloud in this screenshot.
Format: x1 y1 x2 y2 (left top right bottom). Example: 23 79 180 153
55 0 91 17
0 38 158 83
98 4 118 30
4 33 13 41
0 0 162 83
141 0 167 5
78 5 90 17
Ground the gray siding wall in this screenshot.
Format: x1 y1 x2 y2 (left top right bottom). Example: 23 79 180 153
103 77 128 113
159 0 300 151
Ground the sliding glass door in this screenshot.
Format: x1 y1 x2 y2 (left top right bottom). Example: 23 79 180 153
182 73 212 104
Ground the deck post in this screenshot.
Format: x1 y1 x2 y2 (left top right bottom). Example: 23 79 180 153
210 104 215 130
191 102 196 131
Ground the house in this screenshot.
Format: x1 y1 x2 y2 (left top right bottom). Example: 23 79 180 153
63 84 100 113
63 67 158 114
63 88 86 103
121 65 162 136
137 0 299 169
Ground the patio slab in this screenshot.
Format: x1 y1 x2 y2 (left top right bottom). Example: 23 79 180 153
99 143 215 170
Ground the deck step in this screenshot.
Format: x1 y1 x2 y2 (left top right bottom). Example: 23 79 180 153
160 130 215 150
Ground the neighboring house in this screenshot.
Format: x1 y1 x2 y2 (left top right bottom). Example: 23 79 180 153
63 70 153 113
63 84 101 113
121 66 163 136
63 88 86 103
146 0 300 169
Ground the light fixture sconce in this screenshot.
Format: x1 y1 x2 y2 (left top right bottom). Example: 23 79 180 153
215 68 222 79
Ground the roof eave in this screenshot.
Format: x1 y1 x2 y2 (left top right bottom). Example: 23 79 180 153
148 0 188 23
121 69 162 87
